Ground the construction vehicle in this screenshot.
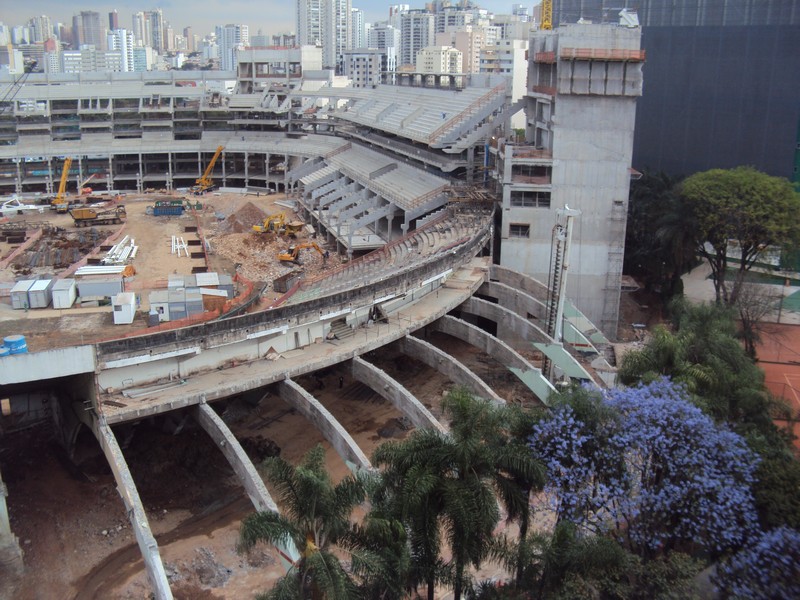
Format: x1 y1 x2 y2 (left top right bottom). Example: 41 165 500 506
190 145 224 195
78 173 100 195
69 205 127 227
278 242 329 264
252 212 305 235
51 158 73 213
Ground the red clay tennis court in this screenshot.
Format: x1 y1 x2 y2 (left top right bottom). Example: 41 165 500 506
756 323 800 449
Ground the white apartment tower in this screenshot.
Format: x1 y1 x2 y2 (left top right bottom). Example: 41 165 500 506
217 24 249 72
399 10 434 68
351 8 366 49
28 16 53 43
324 0 352 70
498 23 644 337
148 9 165 53
108 29 135 72
297 0 324 47
415 45 462 74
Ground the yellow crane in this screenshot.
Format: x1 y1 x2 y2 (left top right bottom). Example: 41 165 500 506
51 157 73 213
190 145 224 195
541 0 553 30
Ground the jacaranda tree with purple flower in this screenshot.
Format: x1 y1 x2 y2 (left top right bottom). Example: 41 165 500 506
530 378 760 559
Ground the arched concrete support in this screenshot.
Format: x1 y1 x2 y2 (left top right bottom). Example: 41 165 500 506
460 296 551 347
458 298 592 382
94 420 173 600
397 335 503 405
276 380 371 472
430 316 555 406
192 403 278 513
489 264 549 304
478 280 547 322
350 357 446 433
191 402 301 569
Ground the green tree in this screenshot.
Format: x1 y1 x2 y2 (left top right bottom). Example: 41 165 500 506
238 445 375 600
373 389 542 600
681 167 800 305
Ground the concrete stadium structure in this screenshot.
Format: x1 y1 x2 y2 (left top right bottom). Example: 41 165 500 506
0 22 640 598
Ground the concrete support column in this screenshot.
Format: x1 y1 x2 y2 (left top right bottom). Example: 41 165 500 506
94 420 173 600
244 151 249 188
0 468 24 599
276 379 371 472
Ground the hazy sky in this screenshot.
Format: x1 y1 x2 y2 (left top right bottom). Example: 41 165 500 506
3 1 533 38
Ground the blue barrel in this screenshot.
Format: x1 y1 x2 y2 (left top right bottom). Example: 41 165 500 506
3 335 28 354
0 346 9 357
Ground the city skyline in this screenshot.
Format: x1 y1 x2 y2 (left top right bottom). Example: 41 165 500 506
2 1 534 41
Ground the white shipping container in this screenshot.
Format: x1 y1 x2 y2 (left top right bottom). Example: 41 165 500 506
27 279 54 309
10 280 36 310
77 277 124 299
52 279 77 309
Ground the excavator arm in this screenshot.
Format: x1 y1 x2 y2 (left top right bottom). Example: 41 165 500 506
278 242 329 263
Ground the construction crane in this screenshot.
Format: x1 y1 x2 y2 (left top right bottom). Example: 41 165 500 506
78 173 100 195
51 158 73 213
278 242 329 264
541 0 553 30
190 145 224 195
253 212 304 236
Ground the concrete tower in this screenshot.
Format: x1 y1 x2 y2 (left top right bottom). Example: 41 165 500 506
217 24 249 72
499 22 644 338
399 9 434 68
73 11 106 50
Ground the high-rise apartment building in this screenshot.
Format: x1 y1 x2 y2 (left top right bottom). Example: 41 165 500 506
108 29 135 72
399 10 434 68
183 27 195 52
415 45 462 74
216 24 249 71
148 10 165 53
131 12 148 47
324 0 352 70
28 16 53 43
434 29 485 73
297 0 324 46
351 8 366 48
73 11 106 51
109 11 119 31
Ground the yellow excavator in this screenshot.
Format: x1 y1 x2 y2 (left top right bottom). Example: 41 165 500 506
278 242 329 264
190 145 224 195
253 212 305 235
51 157 73 213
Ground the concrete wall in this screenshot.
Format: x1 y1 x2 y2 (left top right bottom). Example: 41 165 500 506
0 346 95 386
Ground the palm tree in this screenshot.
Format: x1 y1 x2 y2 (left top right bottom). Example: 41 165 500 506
373 388 544 600
238 444 371 600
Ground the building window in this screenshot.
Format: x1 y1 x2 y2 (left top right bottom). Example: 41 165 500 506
510 191 551 208
509 223 530 238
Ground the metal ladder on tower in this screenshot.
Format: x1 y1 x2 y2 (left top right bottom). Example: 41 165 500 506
600 199 627 336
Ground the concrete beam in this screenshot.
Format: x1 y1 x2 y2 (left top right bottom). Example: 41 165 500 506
478 280 547 322
94 420 173 600
488 265 549 305
351 357 445 433
397 335 502 404
191 402 300 569
460 296 551 346
192 403 278 513
430 315 555 405
276 379 371 472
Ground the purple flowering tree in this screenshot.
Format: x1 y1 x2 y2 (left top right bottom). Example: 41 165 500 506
714 526 800 598
530 378 760 558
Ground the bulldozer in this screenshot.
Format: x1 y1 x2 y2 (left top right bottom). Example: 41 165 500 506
253 212 304 236
278 242 329 265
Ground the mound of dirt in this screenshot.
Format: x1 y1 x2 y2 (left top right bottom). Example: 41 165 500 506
217 203 267 234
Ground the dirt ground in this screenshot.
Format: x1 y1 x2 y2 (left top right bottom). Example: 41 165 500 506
0 194 654 599
0 191 333 349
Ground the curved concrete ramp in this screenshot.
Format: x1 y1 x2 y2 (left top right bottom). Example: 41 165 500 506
94 421 173 600
276 379 372 472
430 316 555 405
397 335 503 404
489 264 549 304
351 357 446 433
